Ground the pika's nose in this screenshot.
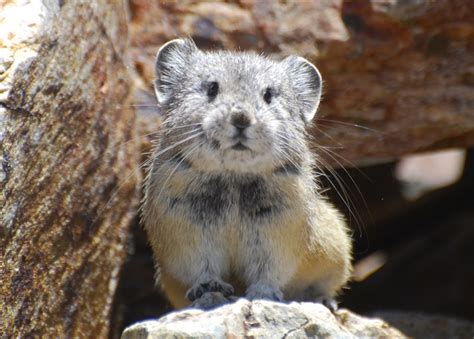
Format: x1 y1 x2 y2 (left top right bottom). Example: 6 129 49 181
231 112 251 131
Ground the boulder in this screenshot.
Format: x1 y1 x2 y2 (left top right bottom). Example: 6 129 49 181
121 299 405 338
377 311 474 339
0 0 139 337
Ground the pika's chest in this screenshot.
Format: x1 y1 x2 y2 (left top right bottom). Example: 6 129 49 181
166 175 287 226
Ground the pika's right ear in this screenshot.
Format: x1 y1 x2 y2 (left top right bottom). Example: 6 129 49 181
155 39 197 104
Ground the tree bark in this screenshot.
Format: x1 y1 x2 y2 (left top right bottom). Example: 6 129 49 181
0 1 140 337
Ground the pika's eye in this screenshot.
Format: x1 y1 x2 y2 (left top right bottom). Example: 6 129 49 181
207 81 219 99
263 87 273 104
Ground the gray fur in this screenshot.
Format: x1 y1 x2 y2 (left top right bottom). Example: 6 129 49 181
142 39 352 309
152 38 320 174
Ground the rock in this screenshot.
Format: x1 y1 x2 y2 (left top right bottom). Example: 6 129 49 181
377 311 474 339
345 209 474 323
121 299 405 338
128 0 474 167
0 0 139 337
394 149 466 199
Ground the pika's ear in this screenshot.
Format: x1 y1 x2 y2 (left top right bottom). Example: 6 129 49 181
155 39 197 104
283 56 322 123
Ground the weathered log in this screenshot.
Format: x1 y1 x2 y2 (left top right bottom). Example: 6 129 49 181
129 0 474 166
0 1 139 337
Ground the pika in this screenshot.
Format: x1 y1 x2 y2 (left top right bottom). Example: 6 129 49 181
142 39 352 310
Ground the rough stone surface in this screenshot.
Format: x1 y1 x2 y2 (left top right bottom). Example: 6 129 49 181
377 311 474 339
346 209 474 322
0 0 140 337
129 0 474 166
121 299 405 339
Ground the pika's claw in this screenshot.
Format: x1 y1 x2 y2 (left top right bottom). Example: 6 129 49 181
189 292 230 310
245 283 283 302
315 296 338 313
186 278 234 301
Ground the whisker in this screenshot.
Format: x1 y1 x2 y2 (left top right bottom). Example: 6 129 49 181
150 132 204 159
91 131 204 228
273 121 367 236
313 146 367 237
317 118 382 135
312 125 345 149
163 123 202 133
315 144 372 182
155 140 206 201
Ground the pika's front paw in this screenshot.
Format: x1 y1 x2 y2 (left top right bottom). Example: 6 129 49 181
189 292 230 310
314 296 338 313
186 278 234 301
245 283 283 302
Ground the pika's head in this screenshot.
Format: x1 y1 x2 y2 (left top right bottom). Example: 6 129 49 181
155 39 322 174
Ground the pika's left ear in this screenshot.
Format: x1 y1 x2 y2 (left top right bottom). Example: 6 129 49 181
283 56 322 123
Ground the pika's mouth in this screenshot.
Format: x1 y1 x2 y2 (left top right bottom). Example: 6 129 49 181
231 142 249 151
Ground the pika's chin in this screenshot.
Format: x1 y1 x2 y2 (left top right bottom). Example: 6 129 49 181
220 149 276 174
189 145 275 174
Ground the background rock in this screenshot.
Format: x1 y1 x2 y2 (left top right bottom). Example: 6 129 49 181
377 311 474 339
0 1 139 337
129 0 474 166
